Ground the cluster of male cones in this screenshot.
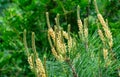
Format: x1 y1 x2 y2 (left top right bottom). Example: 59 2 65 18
23 0 120 77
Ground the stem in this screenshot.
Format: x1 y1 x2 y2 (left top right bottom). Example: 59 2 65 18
84 18 88 52
77 5 80 20
48 33 53 48
46 12 51 29
93 0 100 14
32 32 38 58
66 60 78 77
44 56 48 77
57 0 67 20
98 52 101 77
23 29 29 56
31 32 39 77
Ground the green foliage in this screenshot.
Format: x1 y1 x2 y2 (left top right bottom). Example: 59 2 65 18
0 0 120 77
0 50 34 77
0 0 48 51
46 61 72 77
28 30 120 77
74 32 119 77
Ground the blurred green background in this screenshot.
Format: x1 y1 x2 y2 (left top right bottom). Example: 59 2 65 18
0 0 120 77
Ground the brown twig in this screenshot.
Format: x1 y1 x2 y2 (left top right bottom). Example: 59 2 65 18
66 59 78 77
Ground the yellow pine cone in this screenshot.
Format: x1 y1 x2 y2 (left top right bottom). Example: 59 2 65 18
98 29 105 44
36 58 46 77
48 28 55 41
51 47 64 62
77 19 83 35
28 56 33 70
97 13 113 48
103 48 108 60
